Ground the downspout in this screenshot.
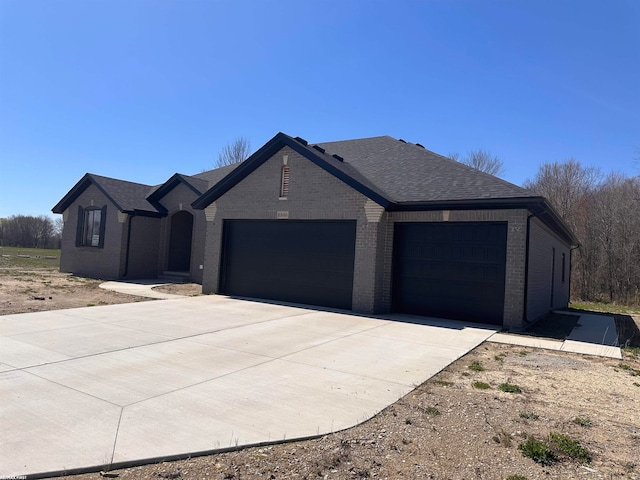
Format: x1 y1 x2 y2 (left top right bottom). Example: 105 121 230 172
123 214 135 277
522 209 545 325
569 244 580 304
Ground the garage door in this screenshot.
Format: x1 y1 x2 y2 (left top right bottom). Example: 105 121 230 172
392 222 507 325
220 220 356 309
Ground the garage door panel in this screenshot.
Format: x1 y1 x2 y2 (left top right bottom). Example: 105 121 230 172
392 222 507 325
220 220 356 310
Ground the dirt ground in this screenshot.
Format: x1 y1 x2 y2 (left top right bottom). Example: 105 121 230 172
2 269 640 479
0 267 148 315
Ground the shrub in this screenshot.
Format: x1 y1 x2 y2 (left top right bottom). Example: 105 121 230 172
506 476 529 480
468 361 485 371
499 383 522 393
549 432 592 463
518 437 557 465
473 381 491 390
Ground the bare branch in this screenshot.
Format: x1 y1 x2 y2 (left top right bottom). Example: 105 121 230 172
451 149 505 176
462 149 505 176
216 137 251 167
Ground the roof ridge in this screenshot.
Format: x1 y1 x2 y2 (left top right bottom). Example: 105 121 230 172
315 135 396 146
88 173 153 189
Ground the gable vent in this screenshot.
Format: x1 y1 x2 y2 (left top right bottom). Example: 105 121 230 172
294 136 308 146
280 165 290 197
312 145 326 154
332 154 344 162
415 143 425 149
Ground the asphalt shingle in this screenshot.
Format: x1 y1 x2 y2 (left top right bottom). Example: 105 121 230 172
317 136 535 203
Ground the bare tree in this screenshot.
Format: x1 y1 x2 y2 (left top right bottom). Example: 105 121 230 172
216 137 251 167
450 149 505 177
0 215 60 248
523 159 600 228
525 158 640 306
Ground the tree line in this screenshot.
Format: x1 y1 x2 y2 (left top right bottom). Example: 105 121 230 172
0 215 62 249
524 160 640 306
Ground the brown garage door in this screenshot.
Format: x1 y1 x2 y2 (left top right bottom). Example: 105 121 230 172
392 222 507 325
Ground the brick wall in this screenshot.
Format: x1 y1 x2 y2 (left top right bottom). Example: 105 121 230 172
60 183 125 279
201 146 382 312
526 216 571 322
125 215 161 279
199 146 563 330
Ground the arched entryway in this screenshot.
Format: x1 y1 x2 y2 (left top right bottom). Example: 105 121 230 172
167 211 193 272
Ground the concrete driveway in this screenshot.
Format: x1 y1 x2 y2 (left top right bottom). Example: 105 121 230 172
1 296 496 478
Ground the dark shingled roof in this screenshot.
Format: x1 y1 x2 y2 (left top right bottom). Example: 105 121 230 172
89 174 157 212
52 173 158 215
191 163 242 187
317 136 535 203
52 132 576 246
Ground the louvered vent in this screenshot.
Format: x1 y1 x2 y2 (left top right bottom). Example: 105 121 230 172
280 165 290 198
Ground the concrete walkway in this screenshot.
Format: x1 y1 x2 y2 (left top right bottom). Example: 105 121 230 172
1 296 497 479
99 280 189 300
489 312 621 359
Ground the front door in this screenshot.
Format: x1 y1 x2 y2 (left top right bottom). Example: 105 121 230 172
168 211 193 272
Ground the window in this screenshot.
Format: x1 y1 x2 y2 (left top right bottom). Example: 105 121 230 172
562 253 566 283
280 165 290 198
76 205 106 248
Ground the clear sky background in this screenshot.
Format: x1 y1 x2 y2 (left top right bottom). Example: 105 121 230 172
1 0 638 219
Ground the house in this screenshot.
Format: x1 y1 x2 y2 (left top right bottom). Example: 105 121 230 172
52 132 578 330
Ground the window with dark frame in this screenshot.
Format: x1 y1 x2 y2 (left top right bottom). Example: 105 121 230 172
562 252 566 283
83 209 102 246
76 205 106 248
280 165 290 198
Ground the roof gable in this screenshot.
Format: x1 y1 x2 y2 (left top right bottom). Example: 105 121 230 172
192 132 391 210
52 174 159 215
146 173 209 213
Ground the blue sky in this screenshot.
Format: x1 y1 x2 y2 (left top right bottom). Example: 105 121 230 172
1 0 638 219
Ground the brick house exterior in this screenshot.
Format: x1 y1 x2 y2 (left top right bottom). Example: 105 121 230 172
53 132 577 330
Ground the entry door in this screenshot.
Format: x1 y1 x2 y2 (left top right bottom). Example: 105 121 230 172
168 211 193 272
220 220 356 309
392 222 507 325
